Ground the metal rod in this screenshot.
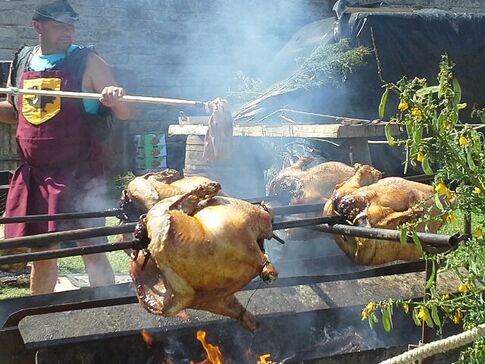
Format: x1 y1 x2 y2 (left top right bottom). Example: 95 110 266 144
0 217 339 251
0 223 137 250
244 195 279 204
272 216 344 230
0 241 136 265
0 216 461 253
0 209 122 224
0 202 322 224
307 224 460 254
272 203 324 216
245 260 426 290
0 87 203 107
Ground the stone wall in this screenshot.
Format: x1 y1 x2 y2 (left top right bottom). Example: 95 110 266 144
0 0 483 172
0 0 337 172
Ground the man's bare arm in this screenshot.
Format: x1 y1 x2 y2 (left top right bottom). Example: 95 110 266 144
84 53 134 120
0 100 17 124
0 68 18 124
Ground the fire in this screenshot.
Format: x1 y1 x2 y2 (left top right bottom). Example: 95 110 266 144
257 354 277 364
140 329 154 347
196 330 224 364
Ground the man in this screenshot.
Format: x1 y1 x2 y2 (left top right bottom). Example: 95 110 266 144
0 0 134 294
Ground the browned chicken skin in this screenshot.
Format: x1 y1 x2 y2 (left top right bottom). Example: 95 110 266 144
125 169 218 212
324 167 443 265
268 157 357 205
268 158 357 241
130 182 278 331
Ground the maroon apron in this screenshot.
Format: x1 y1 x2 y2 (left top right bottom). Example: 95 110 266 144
5 67 104 239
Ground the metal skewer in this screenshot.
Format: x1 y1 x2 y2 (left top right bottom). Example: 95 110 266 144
0 202 325 224
0 209 123 224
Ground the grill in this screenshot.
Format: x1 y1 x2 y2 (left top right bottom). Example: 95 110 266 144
0 199 465 363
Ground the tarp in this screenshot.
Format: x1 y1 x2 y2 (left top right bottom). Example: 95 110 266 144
343 7 485 119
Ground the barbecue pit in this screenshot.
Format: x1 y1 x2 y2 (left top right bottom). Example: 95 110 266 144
0 198 465 364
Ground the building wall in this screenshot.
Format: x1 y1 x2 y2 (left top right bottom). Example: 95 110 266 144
0 0 483 172
0 0 338 172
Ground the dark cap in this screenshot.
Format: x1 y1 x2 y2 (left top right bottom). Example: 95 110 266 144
32 0 79 24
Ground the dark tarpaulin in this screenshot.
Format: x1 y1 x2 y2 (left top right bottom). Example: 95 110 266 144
342 8 485 118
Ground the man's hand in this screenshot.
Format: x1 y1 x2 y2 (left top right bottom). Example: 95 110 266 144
100 86 126 107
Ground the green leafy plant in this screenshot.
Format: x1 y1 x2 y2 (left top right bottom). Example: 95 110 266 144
365 55 485 363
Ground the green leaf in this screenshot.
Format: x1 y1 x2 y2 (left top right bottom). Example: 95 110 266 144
400 227 408 246
382 307 393 332
437 111 447 130
434 193 444 210
416 85 439 98
412 308 422 326
425 315 434 328
385 123 394 145
466 147 477 171
458 103 467 110
425 260 436 289
413 126 423 145
422 154 433 175
431 305 442 328
438 73 446 98
369 312 379 329
379 89 390 119
453 78 462 105
412 232 423 252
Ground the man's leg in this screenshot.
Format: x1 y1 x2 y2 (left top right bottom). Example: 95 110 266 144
80 247 115 287
30 246 58 295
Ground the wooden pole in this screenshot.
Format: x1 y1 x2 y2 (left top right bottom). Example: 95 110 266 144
0 87 203 107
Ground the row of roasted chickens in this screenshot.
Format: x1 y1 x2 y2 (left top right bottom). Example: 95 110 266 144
123 161 442 331
267 157 443 266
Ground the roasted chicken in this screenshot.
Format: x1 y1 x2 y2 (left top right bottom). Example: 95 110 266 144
268 158 357 205
268 158 356 240
130 182 278 331
324 168 443 265
124 169 218 213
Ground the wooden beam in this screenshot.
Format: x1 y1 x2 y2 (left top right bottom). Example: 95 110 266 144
168 123 400 139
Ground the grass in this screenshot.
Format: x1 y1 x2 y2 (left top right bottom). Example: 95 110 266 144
0 217 130 300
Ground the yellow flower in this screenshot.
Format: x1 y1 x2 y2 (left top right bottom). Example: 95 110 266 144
459 135 470 146
441 294 450 300
361 302 376 320
458 283 469 294
446 214 457 224
474 187 481 195
402 303 410 314
418 307 430 322
435 181 448 195
452 309 463 325
475 226 483 239
411 108 423 120
366 302 376 312
416 151 424 162
398 101 409 111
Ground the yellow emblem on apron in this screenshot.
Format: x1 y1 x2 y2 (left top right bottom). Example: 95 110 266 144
21 78 61 125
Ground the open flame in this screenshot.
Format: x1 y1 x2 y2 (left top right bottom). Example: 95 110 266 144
257 353 277 364
195 330 224 364
140 329 154 347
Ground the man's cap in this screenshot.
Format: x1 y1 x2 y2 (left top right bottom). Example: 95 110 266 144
32 0 79 24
